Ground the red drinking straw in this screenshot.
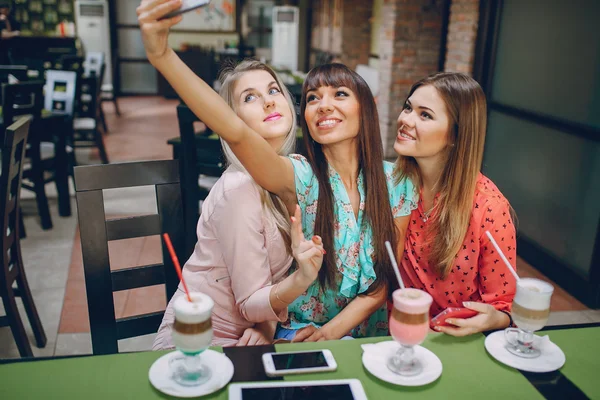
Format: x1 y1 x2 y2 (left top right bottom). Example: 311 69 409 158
162 233 193 302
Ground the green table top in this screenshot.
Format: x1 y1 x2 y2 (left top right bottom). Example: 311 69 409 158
277 335 542 399
0 332 550 400
544 326 600 399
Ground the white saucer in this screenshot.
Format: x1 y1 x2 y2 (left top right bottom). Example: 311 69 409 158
484 330 566 373
149 350 234 398
362 341 442 387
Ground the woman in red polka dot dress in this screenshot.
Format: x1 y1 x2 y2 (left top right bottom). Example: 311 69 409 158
392 72 516 336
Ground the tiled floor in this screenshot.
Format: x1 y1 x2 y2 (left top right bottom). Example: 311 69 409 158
1 96 598 360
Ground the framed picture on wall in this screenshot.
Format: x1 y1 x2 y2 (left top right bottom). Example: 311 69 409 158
173 0 236 32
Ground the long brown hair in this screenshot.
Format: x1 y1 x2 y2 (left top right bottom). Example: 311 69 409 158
218 59 297 252
395 72 487 278
300 63 396 293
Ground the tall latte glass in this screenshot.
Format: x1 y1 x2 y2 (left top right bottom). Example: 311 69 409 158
170 292 214 386
505 278 553 358
388 288 433 376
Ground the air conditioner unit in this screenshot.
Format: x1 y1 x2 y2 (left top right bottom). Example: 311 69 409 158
271 6 299 71
75 0 112 91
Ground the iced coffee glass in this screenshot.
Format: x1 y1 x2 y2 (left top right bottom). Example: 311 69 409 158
388 288 433 376
170 292 214 386
504 278 553 358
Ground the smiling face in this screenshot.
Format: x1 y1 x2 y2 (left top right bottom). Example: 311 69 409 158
393 84 452 162
232 70 293 146
303 85 361 146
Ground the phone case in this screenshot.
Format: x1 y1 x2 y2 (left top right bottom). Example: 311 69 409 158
430 307 478 327
160 0 211 20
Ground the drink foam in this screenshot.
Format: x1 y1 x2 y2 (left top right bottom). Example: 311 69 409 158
174 292 214 324
513 278 553 311
392 288 433 314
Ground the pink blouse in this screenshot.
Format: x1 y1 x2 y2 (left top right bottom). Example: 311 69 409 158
153 167 293 348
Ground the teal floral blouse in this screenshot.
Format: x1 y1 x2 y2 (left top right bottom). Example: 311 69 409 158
282 154 418 337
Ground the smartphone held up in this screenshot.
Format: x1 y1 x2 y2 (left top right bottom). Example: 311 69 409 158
160 0 211 20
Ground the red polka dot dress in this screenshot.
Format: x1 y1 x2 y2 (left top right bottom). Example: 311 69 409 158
400 173 517 317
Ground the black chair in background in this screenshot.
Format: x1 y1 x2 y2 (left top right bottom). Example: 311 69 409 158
72 64 109 164
74 160 184 355
1 81 55 229
0 65 28 81
0 66 28 99
167 104 225 258
0 116 47 357
56 55 84 77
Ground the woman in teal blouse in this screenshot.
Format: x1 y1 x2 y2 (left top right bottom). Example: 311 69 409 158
138 1 417 341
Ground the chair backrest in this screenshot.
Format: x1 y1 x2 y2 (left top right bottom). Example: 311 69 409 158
74 160 184 355
57 55 84 75
44 70 77 116
0 116 31 286
77 63 104 119
84 52 105 78
1 81 44 128
176 103 225 257
0 65 28 85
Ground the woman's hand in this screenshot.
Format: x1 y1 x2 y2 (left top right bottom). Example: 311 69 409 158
237 327 272 346
291 205 324 285
292 325 329 342
137 0 183 62
434 302 510 337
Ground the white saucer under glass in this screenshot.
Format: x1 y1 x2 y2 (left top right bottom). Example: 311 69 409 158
362 341 442 387
149 350 234 398
484 331 566 373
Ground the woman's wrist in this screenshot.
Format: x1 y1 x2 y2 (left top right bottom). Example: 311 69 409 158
292 270 315 290
494 309 512 329
149 47 176 69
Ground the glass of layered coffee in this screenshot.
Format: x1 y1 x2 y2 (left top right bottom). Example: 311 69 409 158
170 292 214 386
388 288 433 376
504 278 553 358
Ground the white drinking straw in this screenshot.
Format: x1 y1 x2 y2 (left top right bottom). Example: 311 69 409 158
485 230 520 282
385 241 405 290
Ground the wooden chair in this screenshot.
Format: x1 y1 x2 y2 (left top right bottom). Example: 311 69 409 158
1 81 54 229
74 160 184 355
0 66 28 102
72 64 109 164
83 52 112 132
168 103 225 258
0 116 47 357
56 55 84 77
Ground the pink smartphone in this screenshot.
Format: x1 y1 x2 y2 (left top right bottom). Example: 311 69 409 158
430 307 478 328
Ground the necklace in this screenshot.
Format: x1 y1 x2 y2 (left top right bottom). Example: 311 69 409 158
419 187 437 223
422 207 433 223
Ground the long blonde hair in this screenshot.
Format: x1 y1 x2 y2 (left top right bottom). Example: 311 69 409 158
395 72 487 278
218 60 297 251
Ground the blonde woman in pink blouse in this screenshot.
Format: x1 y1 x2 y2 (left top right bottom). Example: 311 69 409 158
153 60 324 348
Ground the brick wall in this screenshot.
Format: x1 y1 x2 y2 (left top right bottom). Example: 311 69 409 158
310 0 372 70
340 0 372 70
378 0 445 158
444 0 480 74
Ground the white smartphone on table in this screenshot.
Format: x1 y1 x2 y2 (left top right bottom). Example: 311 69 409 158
262 349 337 377
160 0 211 20
228 379 367 400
